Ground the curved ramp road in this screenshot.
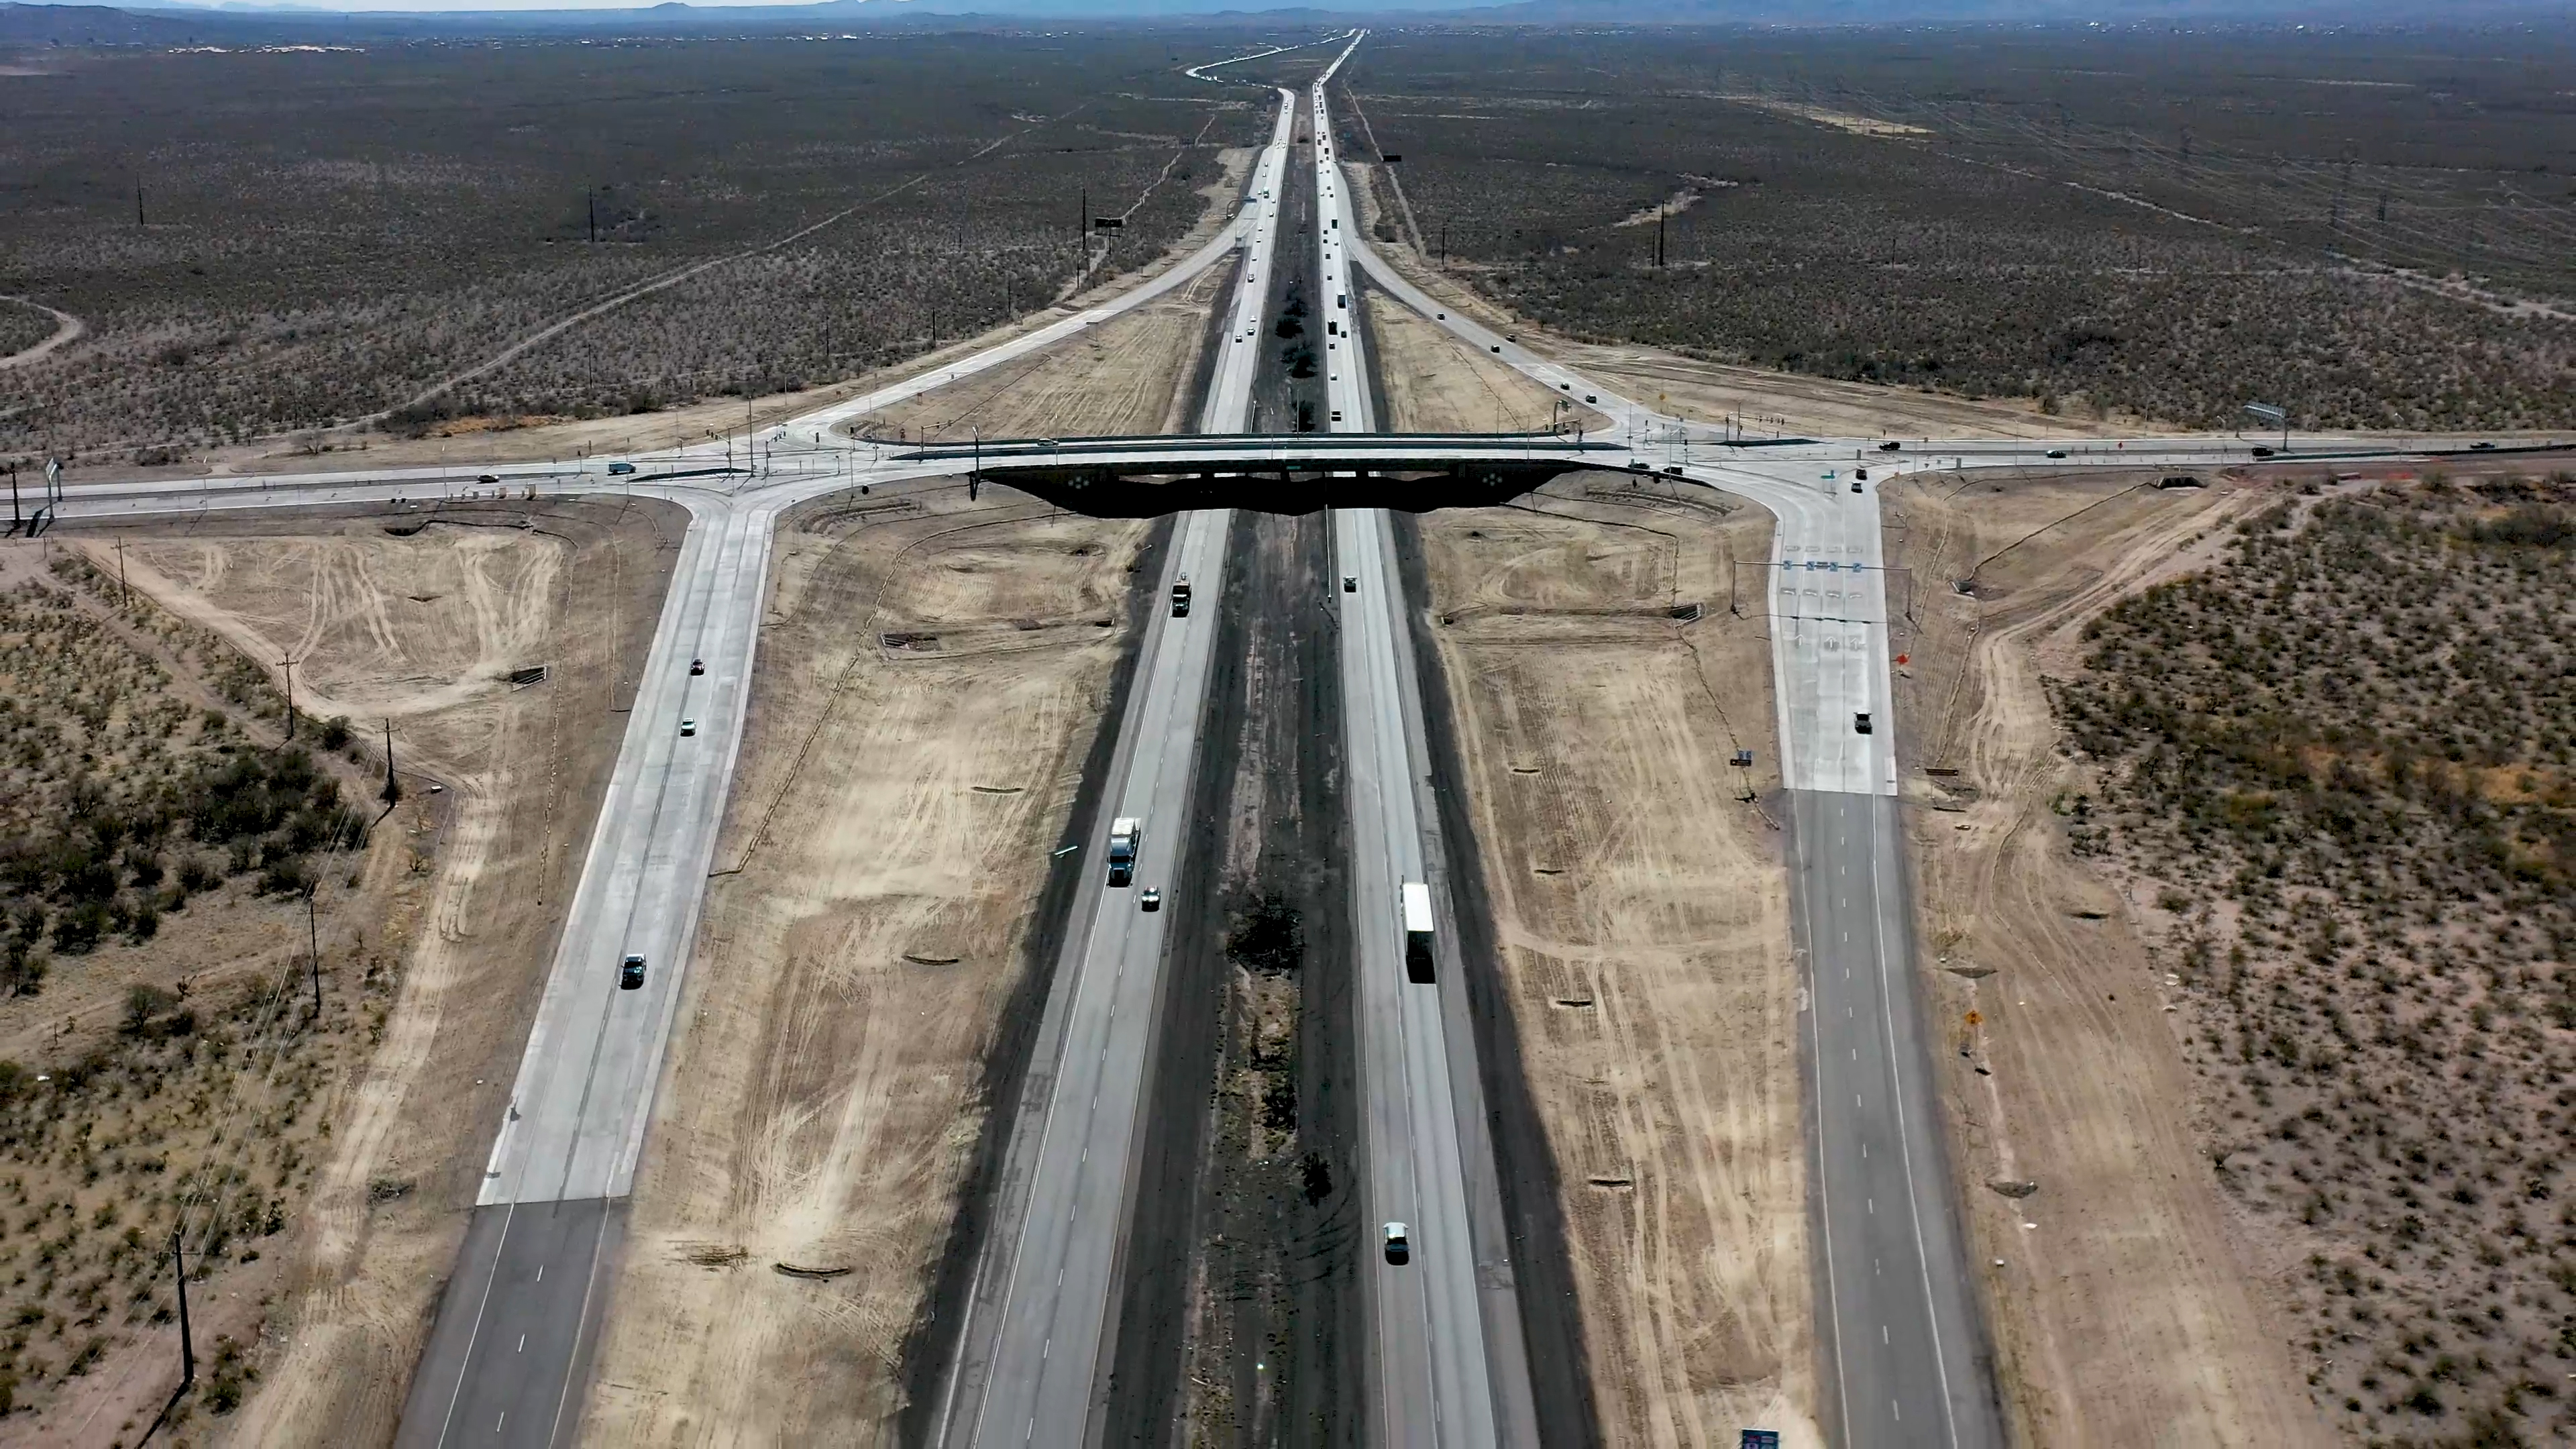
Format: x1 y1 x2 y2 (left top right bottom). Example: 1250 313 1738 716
36 44 2533 1448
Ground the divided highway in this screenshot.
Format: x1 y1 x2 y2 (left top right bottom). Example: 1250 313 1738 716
33 39 2528 1446
1311 55 2005 1447
928 82 1297 1449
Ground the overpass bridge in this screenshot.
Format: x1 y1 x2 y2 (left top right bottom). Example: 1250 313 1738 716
896 431 1635 513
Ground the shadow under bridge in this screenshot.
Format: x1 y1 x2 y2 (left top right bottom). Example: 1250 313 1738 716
894 432 1633 517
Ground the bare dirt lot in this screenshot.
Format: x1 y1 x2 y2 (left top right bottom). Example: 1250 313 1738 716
1366 290 1613 436
1413 474 1821 1447
1885 465 2332 1446
0 500 677 1448
578 484 1150 1442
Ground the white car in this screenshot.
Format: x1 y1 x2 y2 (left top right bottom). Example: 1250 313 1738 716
680 718 697 737
1382 1222 1409 1265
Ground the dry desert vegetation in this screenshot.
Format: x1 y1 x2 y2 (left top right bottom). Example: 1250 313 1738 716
1892 463 2576 1446
0 502 678 1448
2051 474 2576 1444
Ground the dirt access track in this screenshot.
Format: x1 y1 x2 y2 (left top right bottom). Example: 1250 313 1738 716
1885 466 2330 1446
579 482 1155 1441
38 499 682 1447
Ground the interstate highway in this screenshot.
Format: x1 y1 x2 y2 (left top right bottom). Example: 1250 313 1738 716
29 40 2522 1446
1312 35 1540 1448
927 81 1295 1449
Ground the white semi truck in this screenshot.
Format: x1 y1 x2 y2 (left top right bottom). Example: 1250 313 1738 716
1108 817 1142 887
1402 880 1435 983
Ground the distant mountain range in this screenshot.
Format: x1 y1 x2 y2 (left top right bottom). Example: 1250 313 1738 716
5 0 2571 45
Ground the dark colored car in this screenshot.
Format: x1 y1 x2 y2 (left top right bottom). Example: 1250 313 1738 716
1855 712 1874 735
620 954 647 990
1878 440 1902 451
690 658 705 676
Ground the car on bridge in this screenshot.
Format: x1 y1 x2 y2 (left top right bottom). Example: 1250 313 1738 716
1382 1222 1409 1265
1879 440 1902 451
608 461 637 476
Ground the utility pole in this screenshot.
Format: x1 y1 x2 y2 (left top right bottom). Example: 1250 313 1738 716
588 189 597 244
1655 204 1666 268
9 464 19 532
171 1228 197 1391
115 539 128 604
381 718 400 804
280 655 298 740
137 184 146 228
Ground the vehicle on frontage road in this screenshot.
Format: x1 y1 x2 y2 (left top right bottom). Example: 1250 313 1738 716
1171 575 1192 618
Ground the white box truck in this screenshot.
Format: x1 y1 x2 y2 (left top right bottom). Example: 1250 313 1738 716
1402 881 1435 983
1108 817 1142 887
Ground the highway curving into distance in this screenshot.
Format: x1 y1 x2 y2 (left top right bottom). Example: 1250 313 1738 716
32 28 2549 1446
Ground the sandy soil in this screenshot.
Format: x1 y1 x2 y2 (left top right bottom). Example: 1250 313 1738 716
40 502 686 1448
1884 467 2334 1447
844 260 1222 443
1415 476 1821 1448
1367 294 1615 437
62 144 1256 486
578 487 1150 1442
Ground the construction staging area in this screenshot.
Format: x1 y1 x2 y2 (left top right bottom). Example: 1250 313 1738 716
13 27 2576 1449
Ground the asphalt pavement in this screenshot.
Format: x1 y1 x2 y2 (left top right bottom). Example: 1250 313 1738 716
32 53 2534 1444
928 83 1296 1449
1313 39 1540 1449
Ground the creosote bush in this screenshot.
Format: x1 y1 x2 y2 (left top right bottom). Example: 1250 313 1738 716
2054 472 2576 1440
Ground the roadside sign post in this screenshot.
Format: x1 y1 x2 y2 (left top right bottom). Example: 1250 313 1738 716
2243 401 2288 453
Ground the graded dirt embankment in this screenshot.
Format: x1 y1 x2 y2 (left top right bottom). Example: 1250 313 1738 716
1 501 680 1448
1413 475 1820 1447
578 487 1151 1441
1884 466 2329 1446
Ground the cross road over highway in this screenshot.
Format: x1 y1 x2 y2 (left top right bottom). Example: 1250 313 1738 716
27 23 2565 1449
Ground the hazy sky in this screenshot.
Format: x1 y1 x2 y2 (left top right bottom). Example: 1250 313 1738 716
156 0 1470 12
